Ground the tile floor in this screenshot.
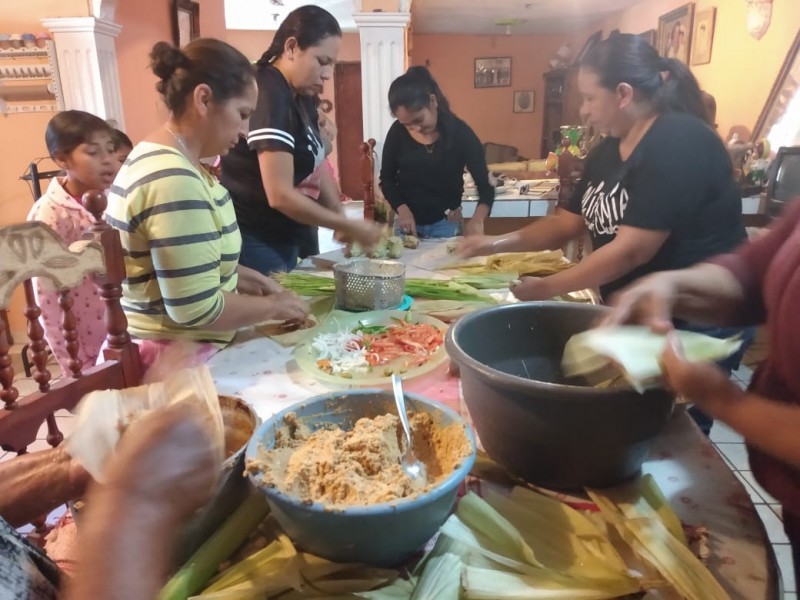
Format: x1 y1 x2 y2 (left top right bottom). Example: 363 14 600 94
2 330 795 596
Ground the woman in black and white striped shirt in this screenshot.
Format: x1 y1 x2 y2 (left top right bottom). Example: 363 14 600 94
220 5 382 274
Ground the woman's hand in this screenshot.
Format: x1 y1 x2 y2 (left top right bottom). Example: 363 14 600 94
463 216 484 237
456 234 496 258
262 291 310 323
660 333 744 417
103 402 221 521
237 265 283 296
342 219 384 249
509 276 554 301
602 272 679 333
394 205 417 237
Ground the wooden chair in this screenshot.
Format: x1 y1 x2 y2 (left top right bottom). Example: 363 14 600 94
360 138 377 221
0 190 143 456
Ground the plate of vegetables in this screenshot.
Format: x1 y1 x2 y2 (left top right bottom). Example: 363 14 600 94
293 310 449 387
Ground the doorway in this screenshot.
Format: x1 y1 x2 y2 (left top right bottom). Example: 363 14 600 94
333 62 364 200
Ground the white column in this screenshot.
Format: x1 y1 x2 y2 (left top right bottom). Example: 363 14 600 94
41 17 125 129
353 11 410 161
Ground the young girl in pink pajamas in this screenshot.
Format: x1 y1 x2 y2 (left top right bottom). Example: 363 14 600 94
27 110 119 375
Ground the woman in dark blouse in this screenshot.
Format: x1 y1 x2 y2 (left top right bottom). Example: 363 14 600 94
221 6 382 273
380 67 494 238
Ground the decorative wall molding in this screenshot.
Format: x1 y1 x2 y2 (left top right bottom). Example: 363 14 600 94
353 11 410 163
41 17 125 129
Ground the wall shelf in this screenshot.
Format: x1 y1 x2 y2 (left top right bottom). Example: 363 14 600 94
0 41 63 115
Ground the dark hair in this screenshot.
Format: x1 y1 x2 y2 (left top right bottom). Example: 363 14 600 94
257 5 341 66
388 66 455 136
45 110 113 158
580 33 708 123
150 38 255 117
110 128 133 151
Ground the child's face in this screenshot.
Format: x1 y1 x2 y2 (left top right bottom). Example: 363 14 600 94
115 146 132 169
56 131 118 191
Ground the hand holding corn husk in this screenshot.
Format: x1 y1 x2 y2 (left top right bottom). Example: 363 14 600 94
66 364 225 482
659 332 745 415
562 326 742 393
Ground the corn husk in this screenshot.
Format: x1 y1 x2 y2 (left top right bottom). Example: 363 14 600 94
562 326 743 392
450 251 572 277
587 483 730 600
439 493 642 599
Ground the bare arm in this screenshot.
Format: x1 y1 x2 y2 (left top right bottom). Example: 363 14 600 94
457 208 585 257
260 151 381 246
0 447 90 527
204 290 309 333
65 404 220 600
511 225 669 300
661 335 800 469
604 263 747 331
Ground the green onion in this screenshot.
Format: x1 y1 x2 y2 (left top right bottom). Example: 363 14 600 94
158 491 271 600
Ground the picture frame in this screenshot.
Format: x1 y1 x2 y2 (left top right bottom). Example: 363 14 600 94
657 3 695 65
173 0 200 48
575 30 602 63
638 29 657 48
690 7 716 65
513 90 534 113
474 57 512 89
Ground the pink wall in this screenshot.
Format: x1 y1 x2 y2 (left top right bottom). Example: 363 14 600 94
411 32 589 159
114 0 173 143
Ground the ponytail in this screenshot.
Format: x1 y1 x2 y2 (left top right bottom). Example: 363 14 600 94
257 5 341 67
654 57 708 123
388 65 456 143
581 34 708 123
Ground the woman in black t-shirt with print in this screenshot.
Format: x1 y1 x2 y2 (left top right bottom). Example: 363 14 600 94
380 67 495 238
458 34 752 434
221 6 382 274
459 34 745 302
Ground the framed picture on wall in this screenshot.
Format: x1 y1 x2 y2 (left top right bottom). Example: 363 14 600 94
474 57 511 88
690 7 716 65
173 0 200 48
657 3 695 65
513 90 534 113
638 29 657 48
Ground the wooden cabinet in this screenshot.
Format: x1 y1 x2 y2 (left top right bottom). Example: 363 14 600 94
540 67 581 158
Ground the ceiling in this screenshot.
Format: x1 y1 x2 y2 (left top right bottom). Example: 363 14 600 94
224 0 645 34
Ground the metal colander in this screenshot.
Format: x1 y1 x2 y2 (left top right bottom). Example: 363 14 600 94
333 259 406 312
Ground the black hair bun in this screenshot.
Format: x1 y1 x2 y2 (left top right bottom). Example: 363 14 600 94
149 41 190 84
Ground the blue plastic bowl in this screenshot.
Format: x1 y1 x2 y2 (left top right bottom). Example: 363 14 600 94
245 389 476 566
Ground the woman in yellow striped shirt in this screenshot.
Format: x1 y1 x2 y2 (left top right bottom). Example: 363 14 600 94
106 38 308 368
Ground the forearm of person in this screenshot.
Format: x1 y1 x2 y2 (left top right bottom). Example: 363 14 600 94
260 152 349 230
665 263 747 325
535 242 646 296
64 487 182 600
492 209 584 253
270 185 350 229
0 447 88 527
471 203 491 223
715 392 800 469
204 291 286 332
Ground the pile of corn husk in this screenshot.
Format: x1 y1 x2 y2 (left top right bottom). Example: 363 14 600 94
449 250 574 277
161 460 729 600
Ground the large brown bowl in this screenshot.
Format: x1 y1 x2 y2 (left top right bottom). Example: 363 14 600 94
446 301 675 490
